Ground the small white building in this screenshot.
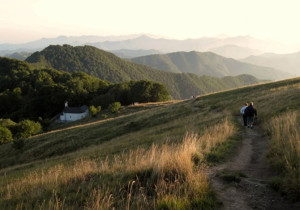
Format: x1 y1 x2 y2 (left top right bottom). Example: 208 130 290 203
60 105 89 122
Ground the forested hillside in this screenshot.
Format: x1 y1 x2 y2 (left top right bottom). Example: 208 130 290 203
25 45 262 99
130 51 291 80
0 57 169 121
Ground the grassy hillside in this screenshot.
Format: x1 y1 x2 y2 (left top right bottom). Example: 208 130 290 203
25 45 261 99
0 76 299 209
131 51 291 80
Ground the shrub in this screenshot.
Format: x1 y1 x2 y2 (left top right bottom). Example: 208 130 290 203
14 120 42 139
0 118 17 128
0 126 13 144
90 105 101 117
102 114 108 119
108 102 121 113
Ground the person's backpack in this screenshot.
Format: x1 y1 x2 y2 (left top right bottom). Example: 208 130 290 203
244 107 249 117
247 106 255 116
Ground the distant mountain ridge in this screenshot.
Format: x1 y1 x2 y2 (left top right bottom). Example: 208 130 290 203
130 51 291 80
209 45 261 59
25 45 261 99
241 52 300 76
4 52 32 60
1 34 297 56
89 35 291 53
110 49 161 58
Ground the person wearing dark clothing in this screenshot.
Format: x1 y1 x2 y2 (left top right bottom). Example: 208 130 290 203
240 103 248 126
244 102 257 129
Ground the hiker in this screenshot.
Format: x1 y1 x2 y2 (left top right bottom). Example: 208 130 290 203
244 102 257 129
240 103 248 126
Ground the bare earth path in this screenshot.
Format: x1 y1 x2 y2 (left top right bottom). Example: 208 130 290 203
209 119 300 210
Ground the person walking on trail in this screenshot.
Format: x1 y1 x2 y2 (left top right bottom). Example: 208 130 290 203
244 102 257 129
240 103 248 126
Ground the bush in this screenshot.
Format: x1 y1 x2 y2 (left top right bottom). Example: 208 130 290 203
14 120 42 139
0 118 17 128
90 105 101 117
108 102 121 113
0 126 13 144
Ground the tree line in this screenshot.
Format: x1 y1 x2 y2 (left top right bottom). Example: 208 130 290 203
0 57 170 143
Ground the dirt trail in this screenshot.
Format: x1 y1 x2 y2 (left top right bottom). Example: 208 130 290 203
209 120 300 210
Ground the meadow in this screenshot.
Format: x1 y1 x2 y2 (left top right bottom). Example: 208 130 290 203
0 77 299 209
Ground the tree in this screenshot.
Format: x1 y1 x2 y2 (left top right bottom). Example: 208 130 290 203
0 126 13 144
14 120 42 139
90 105 101 117
108 102 121 113
150 82 170 102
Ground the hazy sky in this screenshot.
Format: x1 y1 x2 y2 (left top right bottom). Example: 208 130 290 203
1 0 300 44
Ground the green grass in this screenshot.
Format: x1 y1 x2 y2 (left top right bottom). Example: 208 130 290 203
0 77 300 209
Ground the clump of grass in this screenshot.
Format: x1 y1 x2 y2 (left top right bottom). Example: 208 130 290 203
217 169 247 183
267 111 300 199
1 120 235 209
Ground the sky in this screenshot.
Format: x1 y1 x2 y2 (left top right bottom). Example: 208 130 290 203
1 0 300 44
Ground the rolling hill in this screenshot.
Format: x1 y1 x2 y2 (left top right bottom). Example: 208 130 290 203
241 51 300 77
4 51 32 60
25 45 261 99
208 44 261 59
110 49 161 58
130 51 291 80
0 76 299 209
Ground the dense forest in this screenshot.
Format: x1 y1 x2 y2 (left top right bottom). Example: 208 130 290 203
25 45 262 99
0 57 170 122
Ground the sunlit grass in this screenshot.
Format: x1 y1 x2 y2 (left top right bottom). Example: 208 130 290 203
1 76 300 208
267 111 300 199
0 120 234 209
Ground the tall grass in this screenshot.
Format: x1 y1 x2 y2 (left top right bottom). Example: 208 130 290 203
267 112 300 198
1 119 234 209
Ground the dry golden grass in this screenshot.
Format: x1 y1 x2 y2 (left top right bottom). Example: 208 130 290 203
268 111 300 196
1 119 235 209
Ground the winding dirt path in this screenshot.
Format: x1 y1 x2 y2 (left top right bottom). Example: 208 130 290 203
209 120 300 210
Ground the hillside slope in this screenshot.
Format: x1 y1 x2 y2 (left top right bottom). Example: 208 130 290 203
0 76 299 209
208 44 261 59
25 45 261 99
130 51 291 80
110 49 161 58
241 51 300 76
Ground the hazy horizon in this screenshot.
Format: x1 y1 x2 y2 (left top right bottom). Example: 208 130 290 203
0 33 290 45
1 0 300 46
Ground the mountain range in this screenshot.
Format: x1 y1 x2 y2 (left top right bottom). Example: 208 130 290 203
209 45 261 59
110 49 161 59
241 52 300 77
25 45 261 99
1 34 297 57
130 51 290 80
89 35 294 54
